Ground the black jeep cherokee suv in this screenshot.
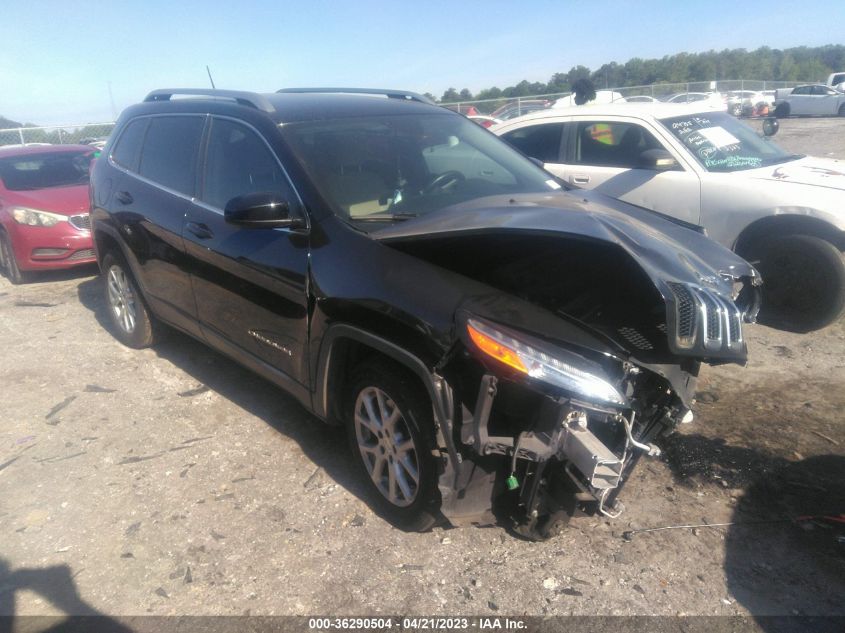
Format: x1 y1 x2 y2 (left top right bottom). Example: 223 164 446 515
90 88 761 539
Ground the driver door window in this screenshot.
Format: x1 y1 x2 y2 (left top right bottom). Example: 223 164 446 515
573 121 664 169
201 118 293 210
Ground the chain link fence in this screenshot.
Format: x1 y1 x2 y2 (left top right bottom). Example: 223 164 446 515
0 123 115 148
0 80 811 143
445 79 807 119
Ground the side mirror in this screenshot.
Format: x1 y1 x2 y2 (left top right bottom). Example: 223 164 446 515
527 156 545 169
224 192 305 229
762 117 779 137
639 148 679 171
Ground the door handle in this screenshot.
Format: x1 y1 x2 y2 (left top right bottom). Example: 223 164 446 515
570 174 591 185
185 222 214 240
115 191 133 205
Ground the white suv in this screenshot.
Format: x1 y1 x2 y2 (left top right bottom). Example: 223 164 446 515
493 103 845 332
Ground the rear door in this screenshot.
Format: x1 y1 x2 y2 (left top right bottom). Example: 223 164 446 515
108 114 204 334
182 116 310 387
788 86 812 114
499 121 566 165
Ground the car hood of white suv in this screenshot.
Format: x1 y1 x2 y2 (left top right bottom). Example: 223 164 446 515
746 156 845 191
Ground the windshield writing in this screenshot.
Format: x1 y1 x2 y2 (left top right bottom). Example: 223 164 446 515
660 113 795 173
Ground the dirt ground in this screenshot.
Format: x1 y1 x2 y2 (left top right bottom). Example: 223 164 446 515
0 118 843 621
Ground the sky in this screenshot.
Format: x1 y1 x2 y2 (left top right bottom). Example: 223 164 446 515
1 0 843 126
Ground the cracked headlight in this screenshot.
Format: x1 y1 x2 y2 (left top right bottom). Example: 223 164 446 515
466 318 628 407
12 207 68 228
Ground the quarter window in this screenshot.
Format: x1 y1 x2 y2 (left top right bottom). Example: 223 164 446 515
111 118 148 172
138 116 204 196
573 121 664 169
201 118 291 209
502 124 564 163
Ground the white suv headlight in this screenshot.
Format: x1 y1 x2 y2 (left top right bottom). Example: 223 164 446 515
11 207 68 228
466 318 628 407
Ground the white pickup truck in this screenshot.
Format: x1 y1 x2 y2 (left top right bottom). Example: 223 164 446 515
827 71 845 92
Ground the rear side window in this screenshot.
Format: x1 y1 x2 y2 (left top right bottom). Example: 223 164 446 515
111 118 148 172
138 116 204 196
201 118 292 209
502 123 564 163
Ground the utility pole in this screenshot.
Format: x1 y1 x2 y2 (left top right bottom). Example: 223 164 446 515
107 81 117 120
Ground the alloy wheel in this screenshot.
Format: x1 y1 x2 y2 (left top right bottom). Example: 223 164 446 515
107 264 137 334
353 386 420 507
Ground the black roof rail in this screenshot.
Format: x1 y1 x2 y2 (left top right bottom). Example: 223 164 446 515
143 89 276 113
277 87 435 105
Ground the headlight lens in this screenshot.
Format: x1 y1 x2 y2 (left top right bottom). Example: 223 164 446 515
466 318 628 407
11 207 68 228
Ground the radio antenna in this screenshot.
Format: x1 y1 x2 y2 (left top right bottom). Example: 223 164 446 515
206 65 216 89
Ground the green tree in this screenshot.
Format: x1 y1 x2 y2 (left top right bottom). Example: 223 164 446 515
440 87 460 103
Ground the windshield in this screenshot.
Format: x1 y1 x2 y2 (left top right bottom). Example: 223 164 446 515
659 112 798 172
280 113 558 222
0 150 95 191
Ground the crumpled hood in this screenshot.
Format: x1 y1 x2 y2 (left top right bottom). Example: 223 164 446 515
749 156 845 191
373 189 758 298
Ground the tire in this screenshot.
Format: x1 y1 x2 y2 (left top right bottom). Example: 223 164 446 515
752 235 845 332
0 230 31 285
730 103 743 117
774 102 790 118
101 251 156 348
762 117 779 137
345 359 440 531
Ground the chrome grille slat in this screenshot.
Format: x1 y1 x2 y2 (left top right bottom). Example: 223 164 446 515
667 282 745 354
667 282 697 346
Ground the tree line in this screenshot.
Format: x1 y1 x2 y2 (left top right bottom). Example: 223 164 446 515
437 44 845 102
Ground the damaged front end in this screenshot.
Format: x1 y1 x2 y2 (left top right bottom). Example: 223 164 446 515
437 312 699 540
375 194 762 539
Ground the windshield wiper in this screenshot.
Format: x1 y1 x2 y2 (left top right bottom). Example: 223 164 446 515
351 213 418 222
761 154 804 166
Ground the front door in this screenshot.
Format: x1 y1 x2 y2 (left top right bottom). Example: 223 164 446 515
547 119 702 226
182 117 310 385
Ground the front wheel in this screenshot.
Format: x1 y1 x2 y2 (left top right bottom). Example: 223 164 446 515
753 235 845 332
102 251 157 348
0 230 30 285
345 360 440 531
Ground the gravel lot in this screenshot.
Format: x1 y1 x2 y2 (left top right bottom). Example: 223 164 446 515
0 117 843 621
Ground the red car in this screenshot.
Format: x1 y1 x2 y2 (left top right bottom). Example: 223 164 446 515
0 144 97 284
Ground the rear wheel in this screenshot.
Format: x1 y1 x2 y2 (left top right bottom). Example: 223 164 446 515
345 359 440 531
774 102 790 118
0 230 30 285
102 251 156 348
752 235 845 332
